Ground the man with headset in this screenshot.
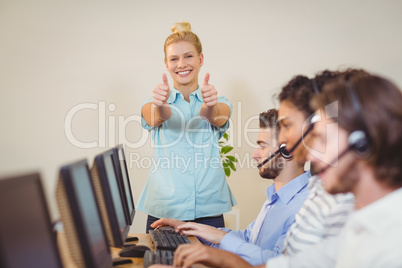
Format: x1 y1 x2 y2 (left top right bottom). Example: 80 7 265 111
152 70 402 268
306 71 402 267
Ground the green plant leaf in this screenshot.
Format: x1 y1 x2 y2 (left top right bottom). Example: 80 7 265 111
221 146 233 154
228 161 236 171
226 155 238 162
219 133 237 177
224 166 231 177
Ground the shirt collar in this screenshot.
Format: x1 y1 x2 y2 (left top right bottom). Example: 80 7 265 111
266 184 278 204
167 87 180 104
191 86 203 101
167 86 202 104
266 170 311 205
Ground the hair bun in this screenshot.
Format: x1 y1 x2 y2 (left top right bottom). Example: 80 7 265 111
171 22 191 33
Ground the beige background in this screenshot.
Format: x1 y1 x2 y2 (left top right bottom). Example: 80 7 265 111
1 0 402 233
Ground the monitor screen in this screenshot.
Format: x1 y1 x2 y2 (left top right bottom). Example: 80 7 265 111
113 144 135 225
92 149 129 247
104 152 128 238
0 173 62 268
57 160 112 268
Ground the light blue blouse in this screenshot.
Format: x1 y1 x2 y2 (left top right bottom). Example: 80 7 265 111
137 86 237 220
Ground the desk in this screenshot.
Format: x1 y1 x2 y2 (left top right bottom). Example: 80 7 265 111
58 233 201 268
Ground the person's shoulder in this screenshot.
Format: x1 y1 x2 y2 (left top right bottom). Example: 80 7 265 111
217 95 232 105
141 97 154 108
217 95 230 100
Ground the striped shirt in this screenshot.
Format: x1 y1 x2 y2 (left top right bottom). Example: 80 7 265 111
282 175 355 255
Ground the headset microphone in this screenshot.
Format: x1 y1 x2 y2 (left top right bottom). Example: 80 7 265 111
257 143 290 169
279 143 292 159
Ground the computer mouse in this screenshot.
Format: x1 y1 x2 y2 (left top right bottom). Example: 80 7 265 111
119 245 151 258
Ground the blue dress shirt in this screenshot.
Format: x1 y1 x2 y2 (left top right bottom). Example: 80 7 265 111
218 171 311 265
137 87 237 220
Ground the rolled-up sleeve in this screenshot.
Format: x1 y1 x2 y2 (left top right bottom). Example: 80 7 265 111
219 222 285 266
220 231 285 266
141 97 153 131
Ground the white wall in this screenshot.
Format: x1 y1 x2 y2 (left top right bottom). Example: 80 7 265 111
1 0 401 233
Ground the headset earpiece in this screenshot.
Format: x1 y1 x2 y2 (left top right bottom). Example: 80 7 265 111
315 130 369 175
346 82 371 156
348 130 369 155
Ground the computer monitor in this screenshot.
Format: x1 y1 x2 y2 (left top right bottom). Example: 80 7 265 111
91 149 130 248
56 159 113 268
112 144 135 226
0 173 62 268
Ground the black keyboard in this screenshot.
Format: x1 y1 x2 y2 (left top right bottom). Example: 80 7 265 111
143 250 173 268
149 228 191 251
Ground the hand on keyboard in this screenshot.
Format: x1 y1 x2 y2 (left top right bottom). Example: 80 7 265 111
150 218 185 230
176 222 227 244
173 244 253 268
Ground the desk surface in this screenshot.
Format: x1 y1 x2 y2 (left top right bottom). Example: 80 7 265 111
59 233 201 268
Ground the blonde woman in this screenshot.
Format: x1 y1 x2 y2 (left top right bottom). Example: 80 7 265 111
139 22 236 232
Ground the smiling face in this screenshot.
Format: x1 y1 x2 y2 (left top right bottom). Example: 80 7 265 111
278 100 311 164
308 109 358 194
165 41 204 91
252 127 284 179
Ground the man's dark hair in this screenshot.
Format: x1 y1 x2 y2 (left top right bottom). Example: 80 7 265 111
259 109 279 137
